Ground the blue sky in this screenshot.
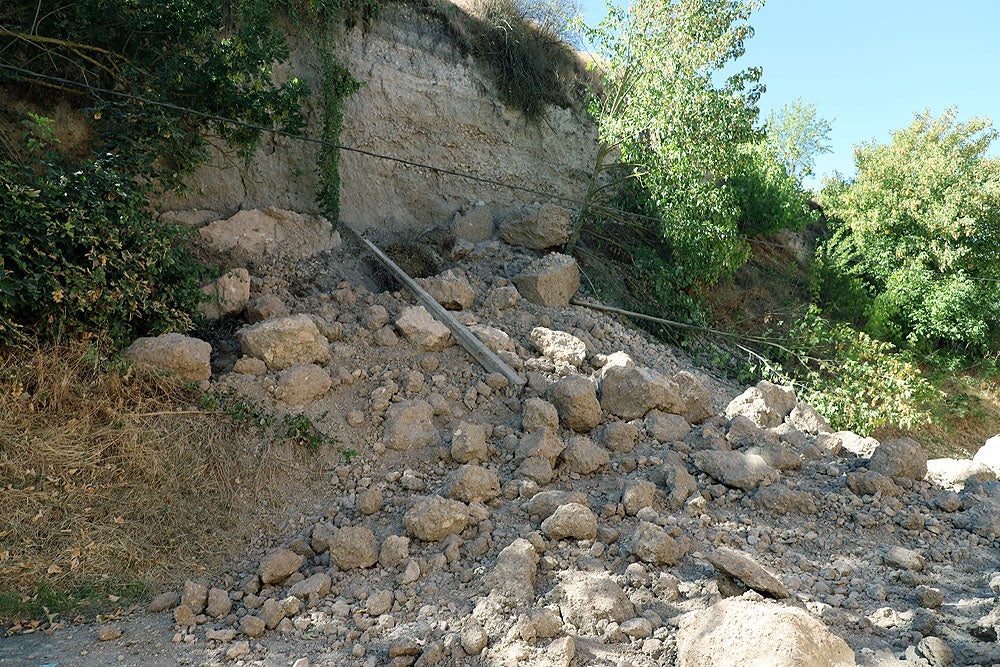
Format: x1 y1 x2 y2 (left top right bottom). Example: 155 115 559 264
578 1 1000 188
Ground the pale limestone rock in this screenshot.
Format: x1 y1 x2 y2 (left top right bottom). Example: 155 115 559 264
404 495 469 542
550 375 601 433
328 526 378 569
468 323 515 354
275 363 332 405
196 208 335 262
383 399 438 450
416 269 476 310
541 503 598 541
600 366 682 421
395 305 454 351
238 314 329 371
246 294 289 323
513 253 580 307
126 333 211 382
974 433 1000 474
530 327 587 368
725 381 796 428
199 268 250 320
673 370 714 424
676 597 855 667
499 202 572 249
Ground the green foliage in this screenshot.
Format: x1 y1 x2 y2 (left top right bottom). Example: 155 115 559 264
571 0 764 292
765 98 832 182
759 307 938 434
0 120 208 345
728 142 819 236
818 108 1000 355
317 52 362 222
0 0 311 345
282 413 333 452
0 579 150 626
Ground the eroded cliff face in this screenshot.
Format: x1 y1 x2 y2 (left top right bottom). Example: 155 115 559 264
160 3 598 234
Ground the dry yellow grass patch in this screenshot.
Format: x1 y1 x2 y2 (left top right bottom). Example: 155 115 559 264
0 343 288 621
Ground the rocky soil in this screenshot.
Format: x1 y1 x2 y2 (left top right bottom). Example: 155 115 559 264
4 206 1000 667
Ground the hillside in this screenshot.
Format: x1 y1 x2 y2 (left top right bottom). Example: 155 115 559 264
2 2 1000 667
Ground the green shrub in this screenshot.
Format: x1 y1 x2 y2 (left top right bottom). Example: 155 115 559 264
729 143 818 237
759 306 938 434
0 119 207 345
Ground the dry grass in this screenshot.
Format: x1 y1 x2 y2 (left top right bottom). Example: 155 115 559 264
0 343 293 623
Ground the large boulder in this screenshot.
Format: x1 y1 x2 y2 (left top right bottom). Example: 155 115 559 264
197 208 335 263
673 371 714 424
498 202 572 250
238 314 329 370
707 547 789 599
925 458 996 491
513 253 580 307
126 333 211 382
599 366 682 421
540 503 598 541
676 597 855 667
974 434 1000 474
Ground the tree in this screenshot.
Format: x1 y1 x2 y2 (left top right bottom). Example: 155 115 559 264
567 0 764 291
765 98 832 182
817 108 1000 355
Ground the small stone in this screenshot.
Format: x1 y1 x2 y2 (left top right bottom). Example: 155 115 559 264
288 573 332 599
357 487 383 515
531 328 587 368
245 294 288 323
258 548 304 585
125 333 212 382
916 585 944 609
379 535 410 568
97 624 122 641
645 411 691 443
541 503 598 541
522 397 560 432
513 253 580 307
328 526 379 569
600 366 681 421
396 305 454 351
260 598 287 630
550 375 602 432
383 400 438 451
367 590 394 617
404 495 470 542
917 636 954 666
173 605 196 628
628 521 687 566
707 547 789 599
239 615 266 638
451 422 488 463
869 437 928 480
199 268 250 319
149 591 179 613
885 546 925 572
416 269 476 310
693 449 779 491
461 620 488 655
446 464 501 503
559 436 609 475
553 572 634 634
620 617 653 639
206 588 232 618
206 628 237 642
499 202 571 250
226 640 251 660
237 314 329 371
623 479 658 516
517 456 554 485
275 363 331 405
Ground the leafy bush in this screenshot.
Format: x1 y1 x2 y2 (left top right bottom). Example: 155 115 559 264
759 307 939 434
818 108 1000 355
0 0 311 344
0 120 207 344
729 143 818 237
